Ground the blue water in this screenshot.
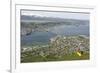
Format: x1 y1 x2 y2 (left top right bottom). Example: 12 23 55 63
21 24 89 46
21 31 56 46
50 24 89 36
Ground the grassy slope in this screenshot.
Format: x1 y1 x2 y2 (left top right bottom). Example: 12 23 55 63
21 53 89 63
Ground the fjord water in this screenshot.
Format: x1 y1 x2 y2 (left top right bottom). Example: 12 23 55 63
21 24 89 46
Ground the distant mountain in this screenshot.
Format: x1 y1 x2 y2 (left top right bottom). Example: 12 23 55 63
21 15 89 23
21 15 66 21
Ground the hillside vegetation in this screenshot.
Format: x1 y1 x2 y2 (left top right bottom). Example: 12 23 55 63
21 35 89 63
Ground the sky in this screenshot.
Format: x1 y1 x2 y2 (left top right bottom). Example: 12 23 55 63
21 10 90 20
